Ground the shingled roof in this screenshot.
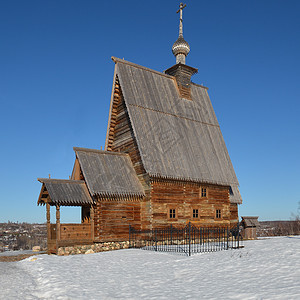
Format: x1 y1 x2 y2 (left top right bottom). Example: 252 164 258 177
37 179 93 206
241 217 260 227
110 57 242 204
74 147 145 198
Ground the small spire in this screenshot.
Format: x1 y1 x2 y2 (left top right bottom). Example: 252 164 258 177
172 3 190 64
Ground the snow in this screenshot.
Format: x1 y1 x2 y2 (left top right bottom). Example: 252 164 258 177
0 236 299 299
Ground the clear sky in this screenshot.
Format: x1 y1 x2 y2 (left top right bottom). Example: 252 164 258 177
0 0 299 223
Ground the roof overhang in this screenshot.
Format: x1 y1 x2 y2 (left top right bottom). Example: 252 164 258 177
37 178 94 206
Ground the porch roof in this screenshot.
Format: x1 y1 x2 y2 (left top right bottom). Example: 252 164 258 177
37 178 94 206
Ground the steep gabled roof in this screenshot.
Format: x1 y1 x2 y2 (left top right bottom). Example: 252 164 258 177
110 57 241 203
73 147 145 198
37 179 93 206
242 217 260 227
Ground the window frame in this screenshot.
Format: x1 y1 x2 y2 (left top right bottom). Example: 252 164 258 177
215 209 222 219
167 205 178 220
169 208 176 219
200 187 208 198
191 207 200 220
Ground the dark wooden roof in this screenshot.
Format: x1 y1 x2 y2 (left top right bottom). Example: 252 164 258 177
110 57 242 204
37 179 93 206
74 147 145 198
242 217 260 227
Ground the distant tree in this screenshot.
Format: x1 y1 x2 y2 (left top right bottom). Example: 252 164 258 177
291 201 300 235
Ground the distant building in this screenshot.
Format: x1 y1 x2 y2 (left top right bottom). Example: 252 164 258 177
37 3 242 254
241 217 259 239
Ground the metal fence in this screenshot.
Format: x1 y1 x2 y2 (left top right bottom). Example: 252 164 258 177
129 222 243 256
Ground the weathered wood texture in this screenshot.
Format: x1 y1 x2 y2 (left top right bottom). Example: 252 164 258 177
106 78 152 230
60 223 91 240
177 84 192 100
107 78 147 178
71 158 84 181
38 179 92 206
94 199 141 242
48 223 93 253
113 59 242 204
150 179 236 228
47 224 57 254
230 203 239 225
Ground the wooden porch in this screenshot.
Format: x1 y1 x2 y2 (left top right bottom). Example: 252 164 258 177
37 178 96 254
46 204 95 254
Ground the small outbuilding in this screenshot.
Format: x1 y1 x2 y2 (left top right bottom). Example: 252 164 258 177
241 217 260 240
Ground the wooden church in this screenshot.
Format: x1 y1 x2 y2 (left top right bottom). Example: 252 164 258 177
37 3 242 253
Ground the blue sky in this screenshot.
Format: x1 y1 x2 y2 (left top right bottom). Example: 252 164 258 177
0 0 299 223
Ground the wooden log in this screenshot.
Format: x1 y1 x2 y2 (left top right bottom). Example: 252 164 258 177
90 205 95 241
56 205 61 241
46 203 51 254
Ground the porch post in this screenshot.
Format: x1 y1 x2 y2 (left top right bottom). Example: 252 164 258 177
46 203 51 254
90 205 95 240
56 205 61 241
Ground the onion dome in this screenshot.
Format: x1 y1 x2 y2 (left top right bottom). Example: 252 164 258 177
172 35 190 58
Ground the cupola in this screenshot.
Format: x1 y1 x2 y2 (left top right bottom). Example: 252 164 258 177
165 3 198 97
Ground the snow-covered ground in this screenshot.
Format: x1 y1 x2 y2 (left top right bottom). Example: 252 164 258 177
0 236 299 300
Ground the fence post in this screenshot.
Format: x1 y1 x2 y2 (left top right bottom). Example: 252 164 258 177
237 222 240 248
129 225 131 248
188 222 191 256
218 228 220 251
226 227 229 250
155 229 157 251
170 224 173 246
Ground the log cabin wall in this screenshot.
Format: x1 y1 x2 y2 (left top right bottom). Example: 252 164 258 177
71 158 84 181
150 179 234 228
106 78 147 180
106 78 152 230
94 198 141 242
230 203 239 225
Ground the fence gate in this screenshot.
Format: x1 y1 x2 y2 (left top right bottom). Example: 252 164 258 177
129 222 243 256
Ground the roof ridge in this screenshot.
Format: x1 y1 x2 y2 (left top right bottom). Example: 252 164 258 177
73 147 129 157
112 56 173 79
37 178 85 184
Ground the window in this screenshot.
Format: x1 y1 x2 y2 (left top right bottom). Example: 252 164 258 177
216 209 221 219
169 209 176 219
201 187 207 198
193 209 199 219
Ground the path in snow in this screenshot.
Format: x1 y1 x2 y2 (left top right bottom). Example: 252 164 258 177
0 236 299 299
0 261 38 299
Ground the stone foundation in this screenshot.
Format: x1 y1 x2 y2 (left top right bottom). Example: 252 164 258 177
57 241 130 256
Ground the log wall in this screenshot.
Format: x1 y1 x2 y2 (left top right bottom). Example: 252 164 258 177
106 78 147 179
106 77 152 230
150 179 235 228
94 199 141 242
230 203 239 225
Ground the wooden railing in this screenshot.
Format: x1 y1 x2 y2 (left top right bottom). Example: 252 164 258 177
60 223 91 240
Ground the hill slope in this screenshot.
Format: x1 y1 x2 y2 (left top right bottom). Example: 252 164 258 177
0 236 299 299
